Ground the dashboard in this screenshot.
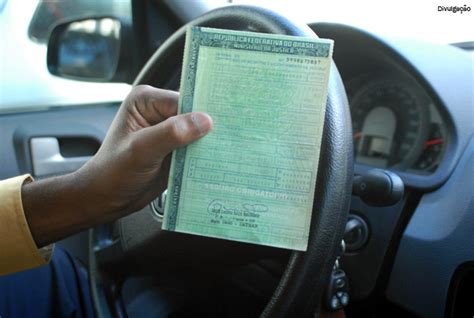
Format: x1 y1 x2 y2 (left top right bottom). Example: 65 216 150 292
310 23 471 194
317 29 451 176
310 22 473 318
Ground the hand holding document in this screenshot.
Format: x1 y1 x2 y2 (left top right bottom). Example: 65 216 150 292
163 27 333 251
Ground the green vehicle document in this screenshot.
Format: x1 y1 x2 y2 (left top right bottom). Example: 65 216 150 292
163 27 333 251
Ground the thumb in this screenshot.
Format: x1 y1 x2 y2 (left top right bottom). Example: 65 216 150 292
135 112 213 158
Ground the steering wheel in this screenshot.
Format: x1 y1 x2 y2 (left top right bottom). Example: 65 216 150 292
92 5 353 317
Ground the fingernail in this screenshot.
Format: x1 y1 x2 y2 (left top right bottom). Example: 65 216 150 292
191 112 213 134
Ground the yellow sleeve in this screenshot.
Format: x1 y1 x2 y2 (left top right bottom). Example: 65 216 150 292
0 174 54 275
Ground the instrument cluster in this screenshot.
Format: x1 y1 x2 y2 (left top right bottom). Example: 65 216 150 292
347 74 447 174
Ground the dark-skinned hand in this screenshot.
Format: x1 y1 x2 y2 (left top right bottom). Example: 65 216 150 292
22 85 213 247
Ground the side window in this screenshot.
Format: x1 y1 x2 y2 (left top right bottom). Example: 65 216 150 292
0 0 131 113
29 0 131 43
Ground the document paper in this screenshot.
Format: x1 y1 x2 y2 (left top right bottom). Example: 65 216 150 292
163 27 333 251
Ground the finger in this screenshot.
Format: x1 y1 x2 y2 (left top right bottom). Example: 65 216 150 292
126 85 179 126
133 112 213 158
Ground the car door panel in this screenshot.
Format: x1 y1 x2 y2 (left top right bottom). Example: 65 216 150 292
0 102 120 264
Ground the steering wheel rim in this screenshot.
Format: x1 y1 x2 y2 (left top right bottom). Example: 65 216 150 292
131 5 353 317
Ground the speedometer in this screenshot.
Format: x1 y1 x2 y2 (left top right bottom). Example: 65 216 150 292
350 79 430 170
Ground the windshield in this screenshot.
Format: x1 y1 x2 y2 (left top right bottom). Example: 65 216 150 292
231 0 473 44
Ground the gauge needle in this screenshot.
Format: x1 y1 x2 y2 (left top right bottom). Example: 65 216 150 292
424 138 443 148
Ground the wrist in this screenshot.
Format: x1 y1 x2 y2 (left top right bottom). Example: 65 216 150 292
72 159 137 221
69 166 121 223
22 170 110 247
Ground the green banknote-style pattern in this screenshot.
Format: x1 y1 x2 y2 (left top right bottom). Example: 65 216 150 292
163 27 333 251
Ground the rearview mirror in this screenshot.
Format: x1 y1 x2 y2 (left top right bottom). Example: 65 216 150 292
47 17 132 82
